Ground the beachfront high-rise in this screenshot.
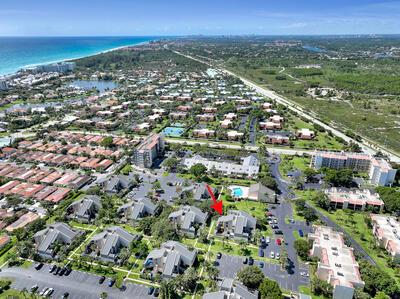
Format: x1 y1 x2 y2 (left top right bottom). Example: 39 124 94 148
311 151 397 186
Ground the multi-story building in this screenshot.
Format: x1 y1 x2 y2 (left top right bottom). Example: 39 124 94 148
144 241 197 278
309 226 365 299
369 158 397 186
30 62 75 73
311 151 397 186
325 188 384 212
216 210 256 241
370 214 400 263
133 134 165 168
0 79 8 91
183 154 260 178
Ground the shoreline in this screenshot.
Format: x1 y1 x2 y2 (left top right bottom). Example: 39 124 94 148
0 39 156 77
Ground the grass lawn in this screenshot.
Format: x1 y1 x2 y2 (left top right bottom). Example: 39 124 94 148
298 286 327 299
0 288 27 299
311 205 400 285
279 155 311 177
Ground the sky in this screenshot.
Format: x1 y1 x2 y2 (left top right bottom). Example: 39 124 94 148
0 0 400 36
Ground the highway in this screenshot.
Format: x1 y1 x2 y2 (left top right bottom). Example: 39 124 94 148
171 49 400 163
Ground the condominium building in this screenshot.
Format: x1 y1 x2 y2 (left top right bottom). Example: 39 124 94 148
370 215 400 263
325 188 384 212
133 134 165 168
311 151 397 186
183 155 260 178
0 79 8 91
309 226 364 299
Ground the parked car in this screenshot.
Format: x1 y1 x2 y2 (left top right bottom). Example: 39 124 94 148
298 229 304 237
265 236 270 244
258 247 264 257
30 285 38 292
34 263 44 270
39 288 48 296
270 252 275 258
53 267 60 275
276 238 282 245
248 257 254 265
108 278 116 287
43 288 54 297
275 230 283 235
62 292 69 298
271 225 279 229
154 288 160 297
58 268 66 276
216 252 222 259
64 267 72 276
120 285 127 292
99 276 106 284
276 252 280 259
259 262 264 268
49 265 56 273
243 257 248 264
148 286 155 295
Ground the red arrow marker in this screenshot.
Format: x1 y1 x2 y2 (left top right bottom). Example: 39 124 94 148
205 184 223 215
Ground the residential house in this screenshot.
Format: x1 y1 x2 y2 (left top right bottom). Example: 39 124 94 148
34 222 82 259
144 241 197 278
87 226 137 263
67 195 101 223
118 198 157 222
169 206 208 237
216 210 256 241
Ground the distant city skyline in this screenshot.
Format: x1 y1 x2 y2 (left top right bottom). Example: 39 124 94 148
1 0 400 36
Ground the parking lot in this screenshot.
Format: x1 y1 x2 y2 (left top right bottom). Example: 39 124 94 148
0 264 153 299
216 254 309 291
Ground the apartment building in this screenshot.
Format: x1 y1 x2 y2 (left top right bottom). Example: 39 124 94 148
133 134 165 168
309 226 364 299
169 206 208 238
311 151 397 186
326 188 384 212
370 214 400 263
216 210 256 241
183 155 260 178
144 241 197 278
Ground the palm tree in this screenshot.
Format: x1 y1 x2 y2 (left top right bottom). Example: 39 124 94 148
100 292 108 299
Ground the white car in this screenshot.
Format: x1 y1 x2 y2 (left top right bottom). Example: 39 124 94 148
275 252 280 259
265 237 270 244
270 251 275 258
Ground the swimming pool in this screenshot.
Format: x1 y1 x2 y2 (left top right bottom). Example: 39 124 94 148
232 187 244 197
162 127 185 137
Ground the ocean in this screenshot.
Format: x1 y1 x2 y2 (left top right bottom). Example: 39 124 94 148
0 36 157 76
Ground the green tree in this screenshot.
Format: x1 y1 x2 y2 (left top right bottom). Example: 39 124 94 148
100 136 113 148
259 278 282 299
159 280 177 299
237 266 265 289
189 163 208 179
294 239 311 260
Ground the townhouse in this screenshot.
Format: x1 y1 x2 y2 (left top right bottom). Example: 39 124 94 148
169 206 208 237
215 210 256 241
144 241 197 278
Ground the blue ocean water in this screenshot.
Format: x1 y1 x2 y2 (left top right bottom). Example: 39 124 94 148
0 36 157 75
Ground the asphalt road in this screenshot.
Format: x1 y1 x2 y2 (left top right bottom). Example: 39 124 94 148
0 264 153 299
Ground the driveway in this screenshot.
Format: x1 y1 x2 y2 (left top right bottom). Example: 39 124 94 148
0 264 153 299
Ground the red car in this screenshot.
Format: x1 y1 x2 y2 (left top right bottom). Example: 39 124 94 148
276 238 282 245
